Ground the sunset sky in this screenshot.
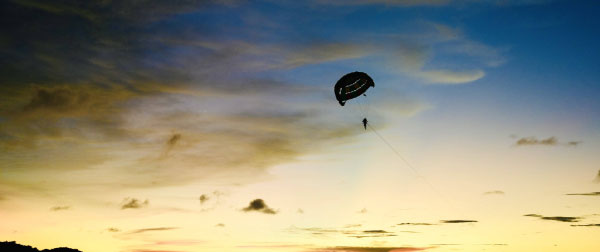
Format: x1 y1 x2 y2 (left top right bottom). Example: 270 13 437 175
1 1 599 252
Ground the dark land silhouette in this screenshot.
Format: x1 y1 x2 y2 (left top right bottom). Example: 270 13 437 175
0 241 81 252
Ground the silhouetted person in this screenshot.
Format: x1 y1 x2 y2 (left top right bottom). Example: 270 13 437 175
362 118 368 130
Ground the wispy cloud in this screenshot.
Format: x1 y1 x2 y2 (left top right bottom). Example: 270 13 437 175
242 199 277 214
289 226 398 239
50 205 70 211
483 190 505 195
312 0 450 6
397 223 435 226
513 136 581 147
311 0 555 7
128 227 179 234
524 214 581 223
416 69 485 84
571 224 600 227
440 220 478 224
565 192 600 196
309 246 433 252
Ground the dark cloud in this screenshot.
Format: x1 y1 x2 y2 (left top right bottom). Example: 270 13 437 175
50 205 70 211
23 86 90 113
167 133 181 146
571 224 600 227
297 208 304 214
349 230 397 239
397 223 435 226
483 190 505 195
440 220 478 224
242 199 277 214
362 230 392 233
121 198 149 209
565 192 600 196
128 227 178 234
199 194 209 204
107 227 120 232
0 0 238 86
515 137 557 146
215 223 225 227
513 136 580 147
524 214 581 223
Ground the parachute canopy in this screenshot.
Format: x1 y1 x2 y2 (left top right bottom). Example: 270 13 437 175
334 71 374 106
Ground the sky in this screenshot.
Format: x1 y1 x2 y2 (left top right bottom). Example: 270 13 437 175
1 0 599 252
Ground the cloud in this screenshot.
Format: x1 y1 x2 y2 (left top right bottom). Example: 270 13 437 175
513 136 582 147
309 246 432 252
571 224 600 227
289 226 397 239
50 205 70 211
515 137 557 146
565 192 600 196
440 220 477 224
242 199 277 214
358 208 368 214
167 134 181 146
199 194 210 204
397 223 435 226
0 0 498 200
594 170 600 183
107 228 120 232
22 86 91 114
297 208 304 214
524 214 581 223
483 190 505 195
312 0 450 6
349 230 397 238
215 223 225 227
382 23 503 85
128 227 179 234
121 198 149 209
161 133 182 157
416 69 485 84
311 0 554 7
363 230 393 234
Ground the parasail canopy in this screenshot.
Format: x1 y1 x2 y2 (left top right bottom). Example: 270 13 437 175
334 71 374 106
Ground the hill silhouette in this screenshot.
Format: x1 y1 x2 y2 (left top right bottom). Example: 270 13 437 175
0 241 81 252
